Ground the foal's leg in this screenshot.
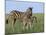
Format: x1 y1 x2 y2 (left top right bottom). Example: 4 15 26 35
28 21 32 29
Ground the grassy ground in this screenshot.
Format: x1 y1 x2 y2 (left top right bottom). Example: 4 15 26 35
5 13 44 34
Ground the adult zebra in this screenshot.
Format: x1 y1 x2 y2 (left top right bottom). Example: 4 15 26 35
5 7 33 31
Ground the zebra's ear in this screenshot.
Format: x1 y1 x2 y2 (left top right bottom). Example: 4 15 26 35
28 7 33 11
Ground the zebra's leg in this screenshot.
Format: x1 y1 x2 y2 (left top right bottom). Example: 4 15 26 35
28 21 32 29
13 18 16 24
25 23 28 30
12 18 16 32
13 18 16 32
22 21 26 31
12 18 15 32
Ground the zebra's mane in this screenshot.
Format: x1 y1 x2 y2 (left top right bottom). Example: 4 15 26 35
10 10 24 13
